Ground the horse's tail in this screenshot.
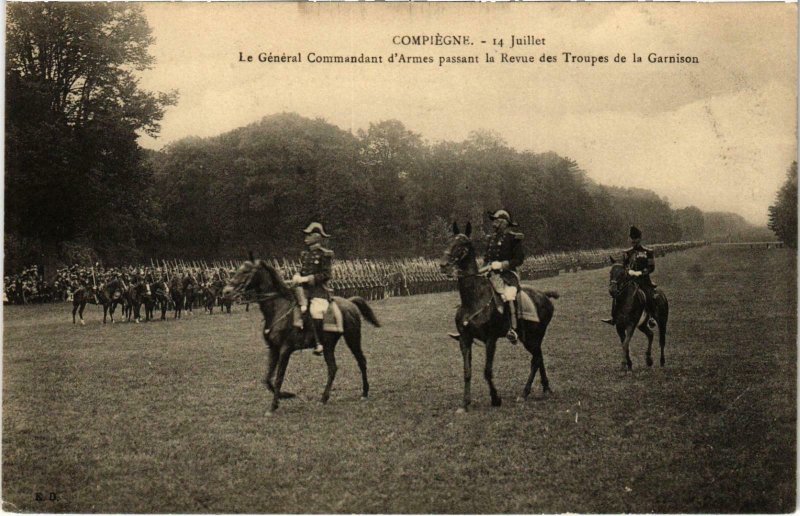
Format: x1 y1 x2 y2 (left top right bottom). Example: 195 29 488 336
347 296 381 327
543 290 560 299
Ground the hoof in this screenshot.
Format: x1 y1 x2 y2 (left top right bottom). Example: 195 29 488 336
456 407 468 414
264 410 274 417
646 356 654 367
360 396 368 401
320 397 330 405
80 320 85 326
516 395 527 403
491 398 502 407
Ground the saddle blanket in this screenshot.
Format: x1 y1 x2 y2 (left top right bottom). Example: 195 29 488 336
517 290 540 323
293 301 344 333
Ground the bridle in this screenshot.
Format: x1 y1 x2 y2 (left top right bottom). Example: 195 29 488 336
443 235 482 279
609 265 636 299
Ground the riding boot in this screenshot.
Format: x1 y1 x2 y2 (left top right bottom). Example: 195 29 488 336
506 301 518 344
311 319 325 356
646 294 657 329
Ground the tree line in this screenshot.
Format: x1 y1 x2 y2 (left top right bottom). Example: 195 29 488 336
144 114 699 261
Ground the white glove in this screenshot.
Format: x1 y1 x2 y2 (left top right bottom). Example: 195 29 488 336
627 270 642 277
291 273 303 283
490 261 503 271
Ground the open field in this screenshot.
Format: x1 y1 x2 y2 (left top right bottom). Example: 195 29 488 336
3 246 796 513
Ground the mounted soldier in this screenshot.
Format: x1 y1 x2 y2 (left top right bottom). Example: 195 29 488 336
291 222 334 356
484 209 525 343
603 225 657 329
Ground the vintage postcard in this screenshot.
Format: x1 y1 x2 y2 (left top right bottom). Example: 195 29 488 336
3 2 796 513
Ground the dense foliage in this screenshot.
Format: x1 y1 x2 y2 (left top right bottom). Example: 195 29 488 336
146 114 696 260
5 4 176 271
768 162 798 248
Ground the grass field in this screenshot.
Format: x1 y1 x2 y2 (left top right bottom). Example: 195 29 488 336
2 245 796 513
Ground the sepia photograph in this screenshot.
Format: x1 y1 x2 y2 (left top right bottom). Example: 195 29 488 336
3 2 797 513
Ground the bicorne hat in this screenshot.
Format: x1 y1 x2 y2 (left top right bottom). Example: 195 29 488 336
302 222 330 237
629 225 642 239
487 209 519 227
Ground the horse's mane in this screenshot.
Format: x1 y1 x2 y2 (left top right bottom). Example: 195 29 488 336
256 260 294 298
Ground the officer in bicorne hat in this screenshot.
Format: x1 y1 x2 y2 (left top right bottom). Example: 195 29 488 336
602 225 657 328
292 222 334 356
485 209 525 343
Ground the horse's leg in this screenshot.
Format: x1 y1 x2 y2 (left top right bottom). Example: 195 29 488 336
619 325 635 371
269 346 294 414
263 345 279 390
72 301 78 324
484 337 502 407
320 334 338 404
458 335 473 413
638 323 655 367
344 329 369 400
658 300 669 367
79 301 86 325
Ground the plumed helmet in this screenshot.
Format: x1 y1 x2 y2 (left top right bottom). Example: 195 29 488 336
629 225 642 239
302 222 330 237
487 209 518 227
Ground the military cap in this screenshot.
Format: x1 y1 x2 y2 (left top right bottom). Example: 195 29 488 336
629 225 642 239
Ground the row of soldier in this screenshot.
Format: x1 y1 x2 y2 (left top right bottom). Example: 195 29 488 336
3 242 704 309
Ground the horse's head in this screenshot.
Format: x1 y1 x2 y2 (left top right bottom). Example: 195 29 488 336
439 222 477 276
223 259 292 302
608 256 628 297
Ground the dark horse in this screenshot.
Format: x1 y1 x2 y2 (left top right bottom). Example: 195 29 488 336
71 280 124 325
608 258 669 370
224 258 381 414
169 277 184 319
439 222 559 412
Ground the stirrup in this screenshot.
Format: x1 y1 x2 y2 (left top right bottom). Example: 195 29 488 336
506 328 518 344
647 317 657 330
312 344 324 356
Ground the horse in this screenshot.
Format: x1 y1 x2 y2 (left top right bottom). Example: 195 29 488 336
169 277 184 319
607 258 669 370
123 283 147 323
201 282 219 314
182 276 197 315
217 279 233 314
71 280 123 325
151 280 171 320
224 258 381 414
140 282 156 322
439 222 559 413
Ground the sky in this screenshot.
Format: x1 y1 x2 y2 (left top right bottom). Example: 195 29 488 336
137 3 797 225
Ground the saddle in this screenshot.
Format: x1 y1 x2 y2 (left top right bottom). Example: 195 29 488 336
292 300 344 333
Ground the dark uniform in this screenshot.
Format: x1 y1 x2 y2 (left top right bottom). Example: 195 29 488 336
485 210 525 343
484 230 525 288
605 225 657 326
299 246 333 301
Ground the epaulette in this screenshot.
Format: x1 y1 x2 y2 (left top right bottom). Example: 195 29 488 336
509 231 524 240
624 247 635 253
642 246 653 253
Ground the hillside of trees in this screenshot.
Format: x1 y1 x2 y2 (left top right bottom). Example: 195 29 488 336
140 113 706 261
704 211 775 243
